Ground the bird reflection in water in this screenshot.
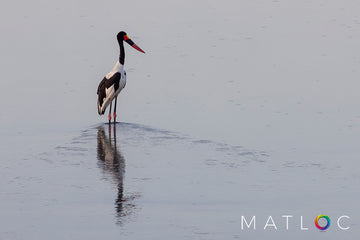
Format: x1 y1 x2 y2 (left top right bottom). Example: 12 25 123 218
96 124 138 225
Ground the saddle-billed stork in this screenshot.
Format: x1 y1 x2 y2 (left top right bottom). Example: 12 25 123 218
97 31 145 123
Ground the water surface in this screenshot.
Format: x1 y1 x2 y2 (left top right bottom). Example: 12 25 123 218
0 0 359 239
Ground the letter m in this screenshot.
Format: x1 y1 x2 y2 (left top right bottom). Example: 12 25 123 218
241 216 256 230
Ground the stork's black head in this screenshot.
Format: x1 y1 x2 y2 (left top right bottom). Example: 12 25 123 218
116 31 145 53
117 31 127 43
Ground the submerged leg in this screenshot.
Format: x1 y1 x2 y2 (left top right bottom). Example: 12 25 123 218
113 96 117 123
108 101 112 124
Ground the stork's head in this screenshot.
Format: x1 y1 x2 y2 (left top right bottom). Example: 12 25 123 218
117 31 145 53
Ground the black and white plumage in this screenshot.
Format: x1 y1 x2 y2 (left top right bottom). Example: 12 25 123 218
97 31 145 123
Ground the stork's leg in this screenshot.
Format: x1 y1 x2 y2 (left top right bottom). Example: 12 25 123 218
108 101 112 124
113 96 117 123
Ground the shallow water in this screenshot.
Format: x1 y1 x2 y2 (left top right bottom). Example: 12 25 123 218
1 0 360 239
1 122 358 239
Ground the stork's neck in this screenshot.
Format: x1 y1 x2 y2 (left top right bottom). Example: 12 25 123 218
119 39 125 65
